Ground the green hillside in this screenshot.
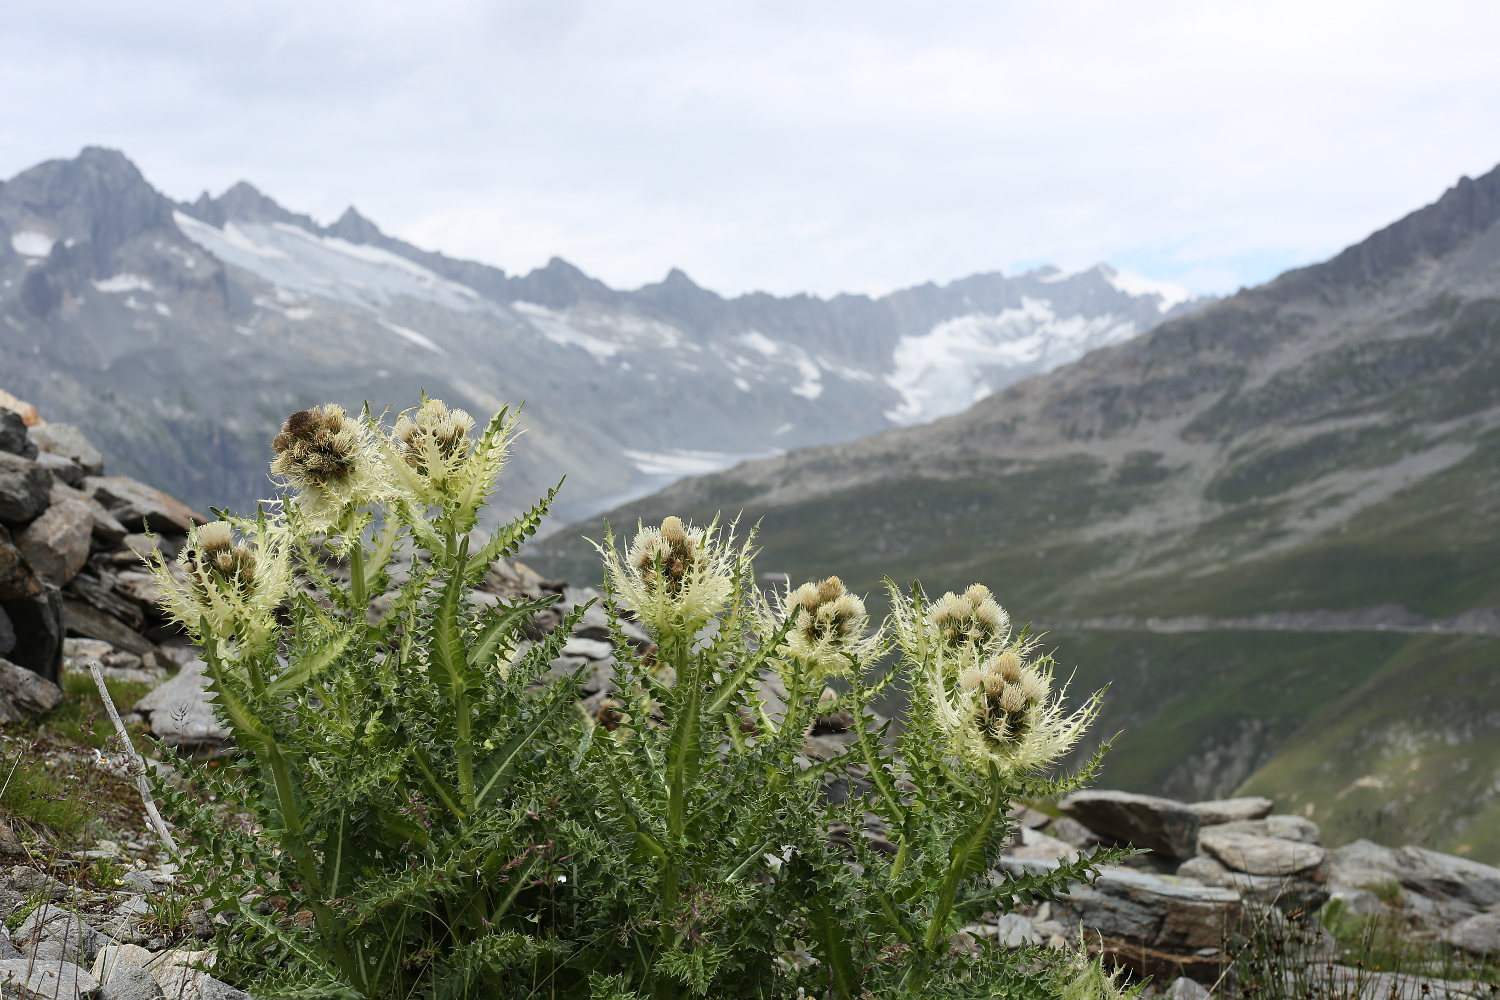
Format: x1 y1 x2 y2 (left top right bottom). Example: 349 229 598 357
530 165 1500 860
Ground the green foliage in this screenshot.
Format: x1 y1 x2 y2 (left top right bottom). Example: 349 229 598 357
155 397 1121 999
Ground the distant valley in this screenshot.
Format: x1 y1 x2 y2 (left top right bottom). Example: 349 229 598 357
536 163 1500 862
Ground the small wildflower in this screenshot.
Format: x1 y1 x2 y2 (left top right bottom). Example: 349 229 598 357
270 404 385 530
771 575 882 682
151 518 291 651
597 516 742 636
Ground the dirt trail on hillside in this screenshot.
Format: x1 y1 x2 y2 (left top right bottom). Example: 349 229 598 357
1049 604 1500 636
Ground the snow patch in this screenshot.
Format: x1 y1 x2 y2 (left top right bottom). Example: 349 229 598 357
511 301 622 359
1100 265 1194 313
884 297 1138 425
92 274 154 293
378 318 447 356
10 231 54 258
621 449 770 477
790 357 823 400
173 211 482 315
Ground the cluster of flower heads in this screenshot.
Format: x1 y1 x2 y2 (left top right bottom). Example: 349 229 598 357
152 518 291 652
601 516 741 635
958 648 1051 747
887 582 1097 774
927 584 1009 657
776 576 880 681
156 396 515 650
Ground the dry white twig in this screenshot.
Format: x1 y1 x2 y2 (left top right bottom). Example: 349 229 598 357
88 660 180 858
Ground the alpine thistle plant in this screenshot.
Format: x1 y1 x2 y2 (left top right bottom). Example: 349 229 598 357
149 393 1125 1000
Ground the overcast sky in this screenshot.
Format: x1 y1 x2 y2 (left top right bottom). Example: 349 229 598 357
2 1 1498 299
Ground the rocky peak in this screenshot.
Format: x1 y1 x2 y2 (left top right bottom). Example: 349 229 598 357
0 147 177 279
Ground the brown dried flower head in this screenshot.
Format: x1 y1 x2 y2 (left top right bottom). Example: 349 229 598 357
270 404 384 529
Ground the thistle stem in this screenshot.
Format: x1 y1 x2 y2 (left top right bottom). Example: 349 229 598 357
922 764 1005 955
350 538 367 608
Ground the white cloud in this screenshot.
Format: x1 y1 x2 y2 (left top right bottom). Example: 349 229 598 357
2 1 1498 298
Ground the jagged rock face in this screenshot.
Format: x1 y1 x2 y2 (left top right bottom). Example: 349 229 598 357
0 148 1197 527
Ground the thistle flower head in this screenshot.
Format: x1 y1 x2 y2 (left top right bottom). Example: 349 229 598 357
151 517 291 652
270 404 385 530
598 516 741 636
385 399 516 524
927 584 1009 656
927 636 1100 775
773 576 881 682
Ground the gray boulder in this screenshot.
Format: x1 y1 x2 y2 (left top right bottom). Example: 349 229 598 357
29 424 104 477
16 499 93 586
135 658 230 749
0 657 64 721
1176 854 1327 908
0 525 42 600
1165 977 1211 1000
1058 790 1201 858
16 906 114 964
33 451 85 488
0 410 36 459
1325 839 1402 890
0 587 65 683
83 477 205 536
1324 883 1383 916
1197 829 1325 876
0 453 52 522
92 944 163 1000
0 957 102 999
1049 816 1101 848
1443 910 1500 955
1189 797 1274 825
1395 846 1500 909
1049 866 1240 951
1200 815 1319 843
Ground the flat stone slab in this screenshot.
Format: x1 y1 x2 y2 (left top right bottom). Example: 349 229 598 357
1395 845 1500 909
1051 866 1240 951
1203 814 1320 843
1188 797 1274 824
1199 829 1325 876
0 957 101 999
1059 790 1201 858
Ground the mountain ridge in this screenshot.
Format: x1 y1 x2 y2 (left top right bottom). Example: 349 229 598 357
1 146 1202 527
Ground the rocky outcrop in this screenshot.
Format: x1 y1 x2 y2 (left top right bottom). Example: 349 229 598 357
1058 790 1202 859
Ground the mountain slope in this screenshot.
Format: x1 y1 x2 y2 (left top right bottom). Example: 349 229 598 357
534 164 1500 859
0 148 1198 525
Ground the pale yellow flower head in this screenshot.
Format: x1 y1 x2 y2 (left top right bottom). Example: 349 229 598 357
926 584 1009 659
152 517 292 652
600 516 740 636
270 404 386 530
385 399 516 527
773 576 882 682
930 639 1100 774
